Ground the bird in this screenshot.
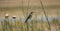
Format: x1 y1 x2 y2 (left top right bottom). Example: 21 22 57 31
12 16 16 19
25 12 34 23
5 14 9 19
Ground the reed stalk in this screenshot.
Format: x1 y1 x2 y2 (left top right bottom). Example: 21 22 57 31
39 0 51 31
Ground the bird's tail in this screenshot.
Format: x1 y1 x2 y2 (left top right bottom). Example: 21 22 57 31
25 18 28 23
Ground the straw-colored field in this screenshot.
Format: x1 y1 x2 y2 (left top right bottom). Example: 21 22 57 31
0 20 60 31
0 0 60 31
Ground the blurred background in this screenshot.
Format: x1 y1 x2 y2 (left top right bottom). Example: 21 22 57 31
0 0 60 31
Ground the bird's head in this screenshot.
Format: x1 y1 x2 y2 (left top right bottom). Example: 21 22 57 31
5 14 9 17
5 14 9 18
12 16 16 19
31 12 34 14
